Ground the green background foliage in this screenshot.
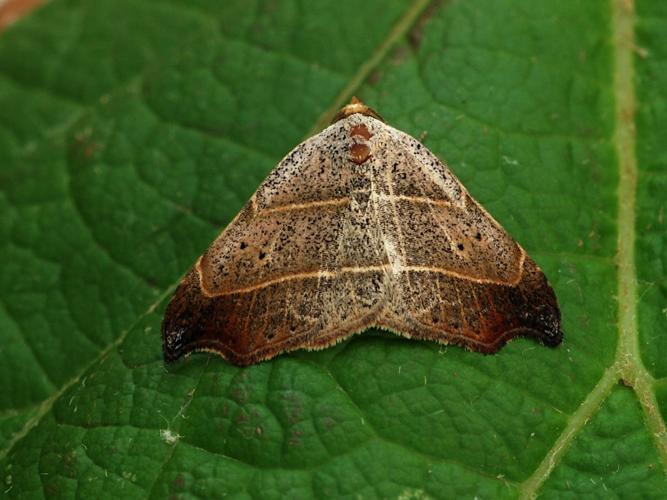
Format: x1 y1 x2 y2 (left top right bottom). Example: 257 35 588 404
0 0 665 498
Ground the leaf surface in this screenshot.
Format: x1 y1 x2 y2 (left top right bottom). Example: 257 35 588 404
1 0 666 498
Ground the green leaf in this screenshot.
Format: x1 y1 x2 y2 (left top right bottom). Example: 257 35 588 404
540 387 666 498
1 0 666 498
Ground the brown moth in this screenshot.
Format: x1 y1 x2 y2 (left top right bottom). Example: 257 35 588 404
162 98 562 365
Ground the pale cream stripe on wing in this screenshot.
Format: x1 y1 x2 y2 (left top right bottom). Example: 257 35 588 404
260 197 350 215
199 250 526 298
259 194 452 216
376 193 453 208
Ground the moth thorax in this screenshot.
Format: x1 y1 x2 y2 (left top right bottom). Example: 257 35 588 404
332 96 385 123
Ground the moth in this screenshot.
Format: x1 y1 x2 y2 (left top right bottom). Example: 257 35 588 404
162 98 562 365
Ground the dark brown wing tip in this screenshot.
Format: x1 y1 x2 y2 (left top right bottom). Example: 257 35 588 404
161 270 289 367
162 313 257 367
162 323 251 366
332 97 385 124
479 270 563 352
476 252 563 352
160 270 243 366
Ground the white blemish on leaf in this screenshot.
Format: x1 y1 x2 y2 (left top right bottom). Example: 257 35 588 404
160 428 181 445
397 488 432 500
122 471 137 482
501 155 519 166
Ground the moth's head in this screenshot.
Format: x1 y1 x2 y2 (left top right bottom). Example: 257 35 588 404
332 97 385 123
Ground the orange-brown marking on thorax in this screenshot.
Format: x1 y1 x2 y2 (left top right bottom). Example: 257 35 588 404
350 124 373 140
350 143 371 164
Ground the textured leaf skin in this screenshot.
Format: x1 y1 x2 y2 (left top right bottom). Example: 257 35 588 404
540 387 666 499
0 0 665 498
